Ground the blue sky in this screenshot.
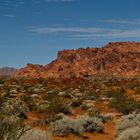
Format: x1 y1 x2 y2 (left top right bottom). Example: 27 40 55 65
0 0 140 68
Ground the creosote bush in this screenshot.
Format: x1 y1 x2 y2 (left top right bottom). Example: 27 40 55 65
0 116 30 140
98 113 114 123
48 115 84 137
116 113 140 140
48 97 72 115
134 87 140 95
76 115 104 133
48 114 104 137
107 88 140 114
117 127 140 140
0 99 31 140
19 129 49 140
21 95 37 112
70 98 82 107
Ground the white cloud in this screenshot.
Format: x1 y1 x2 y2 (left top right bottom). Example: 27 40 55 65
3 14 16 18
28 26 140 40
73 29 140 39
44 0 75 2
28 26 108 34
101 19 140 25
0 0 24 8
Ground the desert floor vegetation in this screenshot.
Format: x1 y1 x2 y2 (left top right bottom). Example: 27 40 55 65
0 75 139 139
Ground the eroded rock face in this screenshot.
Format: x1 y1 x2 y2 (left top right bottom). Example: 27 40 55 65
16 42 140 78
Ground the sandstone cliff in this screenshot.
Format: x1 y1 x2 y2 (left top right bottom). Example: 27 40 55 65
16 42 140 78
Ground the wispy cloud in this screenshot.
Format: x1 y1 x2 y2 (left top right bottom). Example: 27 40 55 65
28 26 140 40
3 14 16 18
28 26 109 34
0 0 74 8
0 0 24 8
73 29 140 39
44 0 75 2
101 19 140 25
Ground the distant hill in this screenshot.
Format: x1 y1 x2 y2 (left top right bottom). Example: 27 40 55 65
16 42 140 78
0 67 17 77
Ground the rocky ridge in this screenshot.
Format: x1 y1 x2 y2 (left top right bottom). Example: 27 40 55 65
16 42 140 78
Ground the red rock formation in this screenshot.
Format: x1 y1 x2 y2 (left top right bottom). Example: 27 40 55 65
16 42 140 78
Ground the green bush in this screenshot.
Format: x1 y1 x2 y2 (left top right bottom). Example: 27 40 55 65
36 103 49 113
134 87 140 95
0 79 4 84
126 82 139 90
71 98 82 107
46 97 72 115
107 88 125 98
108 89 140 114
0 116 30 140
0 99 31 140
21 96 37 112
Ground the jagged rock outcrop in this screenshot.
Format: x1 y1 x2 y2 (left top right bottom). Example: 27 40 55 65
16 42 140 78
0 67 16 77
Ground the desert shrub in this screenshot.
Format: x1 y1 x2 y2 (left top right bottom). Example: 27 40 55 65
44 88 60 100
35 96 71 115
80 102 100 117
105 76 119 86
19 129 49 140
134 87 140 95
22 85 33 94
0 98 32 140
86 95 95 100
1 99 27 119
98 113 114 123
0 116 30 140
85 90 95 100
48 115 83 137
41 89 72 115
80 102 94 110
0 96 6 108
76 115 104 133
117 127 140 140
87 105 100 117
126 82 139 90
108 89 140 114
110 96 140 114
33 113 66 125
58 90 74 99
46 97 72 115
117 100 138 114
70 98 82 107
116 113 140 136
21 95 37 112
0 79 4 84
116 113 140 140
36 103 49 113
106 88 125 98
48 113 104 137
